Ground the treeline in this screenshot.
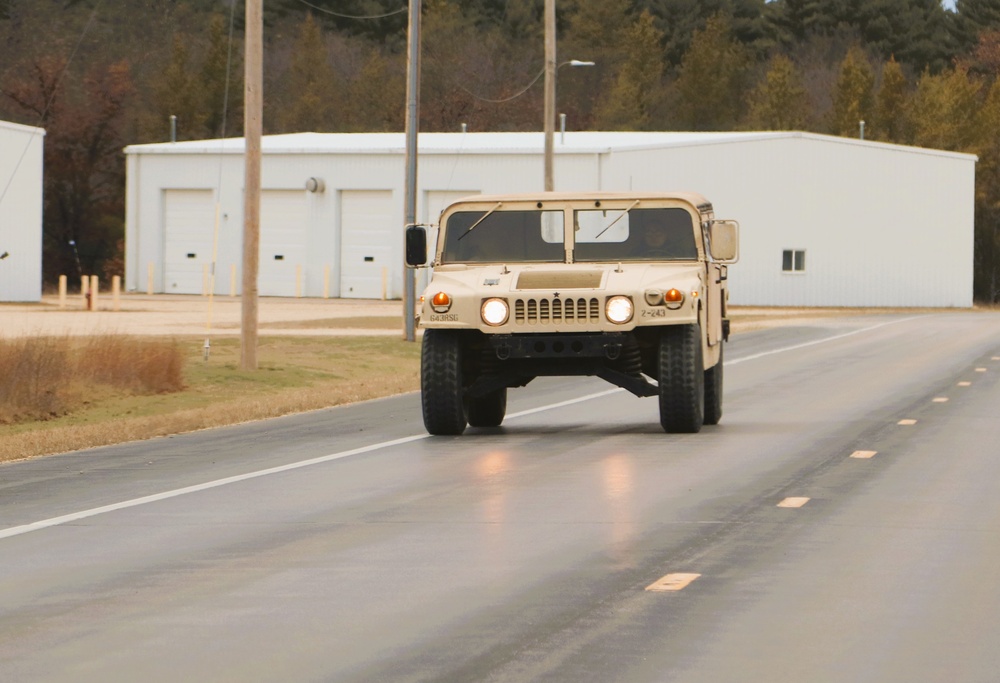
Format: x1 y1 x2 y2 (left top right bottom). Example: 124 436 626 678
2 0 1000 302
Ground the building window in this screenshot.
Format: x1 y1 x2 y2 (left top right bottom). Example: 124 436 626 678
782 249 806 273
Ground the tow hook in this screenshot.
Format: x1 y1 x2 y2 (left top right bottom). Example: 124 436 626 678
496 342 511 360
604 344 622 360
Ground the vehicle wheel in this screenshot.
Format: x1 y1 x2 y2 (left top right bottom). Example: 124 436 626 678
466 388 507 427
421 329 467 435
703 343 723 426
658 324 705 433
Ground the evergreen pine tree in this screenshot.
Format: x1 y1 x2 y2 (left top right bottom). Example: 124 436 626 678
747 54 811 129
673 13 750 130
151 34 206 141
594 11 665 131
831 46 875 137
908 65 981 151
277 13 338 133
200 14 242 139
873 56 909 142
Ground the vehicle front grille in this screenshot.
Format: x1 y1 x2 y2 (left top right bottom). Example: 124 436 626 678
514 297 601 325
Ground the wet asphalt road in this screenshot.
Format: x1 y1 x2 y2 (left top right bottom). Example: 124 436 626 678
2 311 1000 682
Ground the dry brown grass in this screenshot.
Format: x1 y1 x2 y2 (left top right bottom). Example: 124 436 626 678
1 379 418 461
0 335 420 462
0 335 184 426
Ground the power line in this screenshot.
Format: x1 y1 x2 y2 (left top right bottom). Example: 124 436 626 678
293 0 406 20
454 66 546 103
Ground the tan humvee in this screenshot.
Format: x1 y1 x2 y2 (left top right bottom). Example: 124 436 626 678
405 192 739 435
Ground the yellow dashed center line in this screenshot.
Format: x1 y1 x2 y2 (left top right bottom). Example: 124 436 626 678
958 381 972 387
976 368 987 373
932 397 949 403
777 497 810 508
646 573 701 592
851 450 878 459
898 419 918 425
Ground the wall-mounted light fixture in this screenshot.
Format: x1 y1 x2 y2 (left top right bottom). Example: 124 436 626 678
305 177 326 193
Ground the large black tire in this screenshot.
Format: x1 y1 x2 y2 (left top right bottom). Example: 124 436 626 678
658 324 705 433
703 343 723 426
466 388 507 427
421 329 467 435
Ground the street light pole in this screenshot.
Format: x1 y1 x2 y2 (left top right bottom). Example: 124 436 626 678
543 0 556 191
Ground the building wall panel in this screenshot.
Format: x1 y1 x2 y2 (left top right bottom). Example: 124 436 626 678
607 136 974 307
125 132 975 308
0 122 44 302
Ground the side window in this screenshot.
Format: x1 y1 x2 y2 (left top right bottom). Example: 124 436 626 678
782 249 806 272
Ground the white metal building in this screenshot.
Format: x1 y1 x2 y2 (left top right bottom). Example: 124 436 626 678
0 120 45 303
124 131 976 307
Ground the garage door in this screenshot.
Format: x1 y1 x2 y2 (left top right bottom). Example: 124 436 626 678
163 189 215 294
340 190 393 299
260 190 308 297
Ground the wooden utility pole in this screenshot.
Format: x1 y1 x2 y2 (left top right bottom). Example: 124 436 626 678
543 0 556 191
241 0 262 370
403 0 421 342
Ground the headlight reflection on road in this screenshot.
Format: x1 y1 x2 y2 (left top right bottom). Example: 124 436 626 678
474 450 512 532
601 454 636 568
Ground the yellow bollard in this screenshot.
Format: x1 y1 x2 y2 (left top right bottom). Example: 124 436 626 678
323 265 330 299
58 275 67 309
381 267 388 301
295 265 303 298
89 275 99 311
112 275 121 311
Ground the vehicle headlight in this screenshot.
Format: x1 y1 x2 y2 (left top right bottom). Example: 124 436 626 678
430 291 452 313
605 296 633 324
481 298 509 326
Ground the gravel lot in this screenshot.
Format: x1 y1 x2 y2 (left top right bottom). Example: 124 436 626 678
1 294 405 338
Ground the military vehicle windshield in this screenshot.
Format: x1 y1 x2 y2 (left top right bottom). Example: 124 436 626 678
442 210 565 263
573 207 698 262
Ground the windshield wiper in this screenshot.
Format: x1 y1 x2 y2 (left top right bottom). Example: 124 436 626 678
595 199 640 239
457 202 503 241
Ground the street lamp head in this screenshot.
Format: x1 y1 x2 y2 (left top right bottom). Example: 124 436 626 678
568 60 595 67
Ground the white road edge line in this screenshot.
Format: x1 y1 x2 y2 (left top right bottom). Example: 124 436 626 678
0 389 622 540
1 316 922 541
725 316 923 366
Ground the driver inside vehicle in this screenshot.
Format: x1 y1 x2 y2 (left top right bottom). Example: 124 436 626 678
631 220 697 259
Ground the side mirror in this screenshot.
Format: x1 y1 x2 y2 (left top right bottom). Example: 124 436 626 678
405 225 428 267
708 220 739 263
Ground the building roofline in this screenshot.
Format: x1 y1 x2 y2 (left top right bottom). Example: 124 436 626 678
0 119 46 136
123 130 977 162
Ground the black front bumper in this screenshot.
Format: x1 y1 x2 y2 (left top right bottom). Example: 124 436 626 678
487 332 631 361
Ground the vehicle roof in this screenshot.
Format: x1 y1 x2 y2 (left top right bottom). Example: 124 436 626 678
445 191 713 213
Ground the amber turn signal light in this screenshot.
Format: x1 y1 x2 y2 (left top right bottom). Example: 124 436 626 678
430 291 452 312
